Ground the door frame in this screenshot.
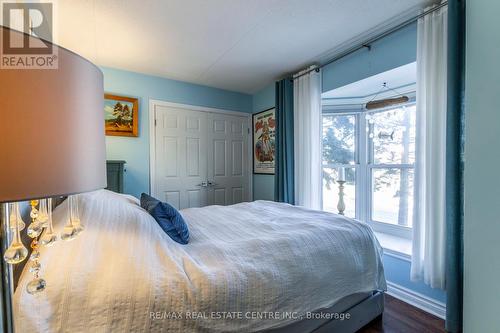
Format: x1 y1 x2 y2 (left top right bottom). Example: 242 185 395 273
149 99 253 202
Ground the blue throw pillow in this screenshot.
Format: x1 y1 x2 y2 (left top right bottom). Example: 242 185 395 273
140 193 189 244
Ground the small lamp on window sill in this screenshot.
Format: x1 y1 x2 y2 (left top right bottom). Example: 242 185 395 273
337 167 346 215
0 26 106 331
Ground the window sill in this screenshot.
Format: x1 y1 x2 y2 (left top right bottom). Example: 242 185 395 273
374 231 412 261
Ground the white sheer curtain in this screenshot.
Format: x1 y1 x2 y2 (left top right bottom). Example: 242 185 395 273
293 66 322 210
411 4 447 289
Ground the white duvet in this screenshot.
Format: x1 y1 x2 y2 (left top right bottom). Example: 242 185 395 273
14 190 385 332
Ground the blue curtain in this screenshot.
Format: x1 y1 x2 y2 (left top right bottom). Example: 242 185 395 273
274 79 294 204
445 0 465 331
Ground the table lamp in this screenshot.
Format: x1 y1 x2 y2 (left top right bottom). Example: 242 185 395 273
0 26 106 332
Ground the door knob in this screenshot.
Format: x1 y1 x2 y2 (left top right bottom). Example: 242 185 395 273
197 181 208 187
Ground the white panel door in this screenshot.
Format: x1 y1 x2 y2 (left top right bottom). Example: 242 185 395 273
207 113 249 205
152 101 250 209
154 105 208 209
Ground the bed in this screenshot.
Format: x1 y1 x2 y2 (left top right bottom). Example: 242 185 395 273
13 190 386 332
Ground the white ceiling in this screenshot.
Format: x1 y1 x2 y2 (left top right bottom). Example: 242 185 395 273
322 62 416 100
53 0 431 94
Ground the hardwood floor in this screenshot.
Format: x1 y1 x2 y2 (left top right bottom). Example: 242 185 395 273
358 294 445 333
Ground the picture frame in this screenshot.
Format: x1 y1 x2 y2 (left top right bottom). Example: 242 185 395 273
104 94 139 137
252 108 276 174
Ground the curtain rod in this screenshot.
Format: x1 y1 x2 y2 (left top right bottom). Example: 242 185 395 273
292 1 448 80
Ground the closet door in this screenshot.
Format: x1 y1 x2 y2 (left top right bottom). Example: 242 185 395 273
206 113 249 205
153 105 208 209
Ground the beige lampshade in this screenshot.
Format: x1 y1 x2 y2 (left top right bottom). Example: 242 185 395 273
0 26 106 203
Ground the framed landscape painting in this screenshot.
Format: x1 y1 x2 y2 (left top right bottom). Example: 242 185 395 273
253 108 276 174
104 94 139 137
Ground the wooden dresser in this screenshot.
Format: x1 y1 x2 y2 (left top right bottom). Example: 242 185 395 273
106 160 126 193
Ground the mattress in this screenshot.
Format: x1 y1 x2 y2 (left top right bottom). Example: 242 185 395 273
14 190 386 332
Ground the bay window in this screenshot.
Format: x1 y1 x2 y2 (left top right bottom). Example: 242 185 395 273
322 102 416 239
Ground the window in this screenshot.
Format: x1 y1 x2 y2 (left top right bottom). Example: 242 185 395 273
321 102 416 238
322 114 357 218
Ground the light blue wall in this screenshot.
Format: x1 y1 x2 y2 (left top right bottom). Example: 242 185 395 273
252 84 276 201
383 255 446 303
102 67 252 198
322 23 417 93
464 1 500 331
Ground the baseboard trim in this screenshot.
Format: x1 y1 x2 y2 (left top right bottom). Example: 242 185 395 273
386 281 446 319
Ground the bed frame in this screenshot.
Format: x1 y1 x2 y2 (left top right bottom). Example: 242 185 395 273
268 291 384 333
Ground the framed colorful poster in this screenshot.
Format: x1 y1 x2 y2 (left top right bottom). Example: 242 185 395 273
104 94 139 137
253 108 276 174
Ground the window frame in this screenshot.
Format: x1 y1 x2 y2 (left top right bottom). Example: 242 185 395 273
321 100 416 240
321 111 360 218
